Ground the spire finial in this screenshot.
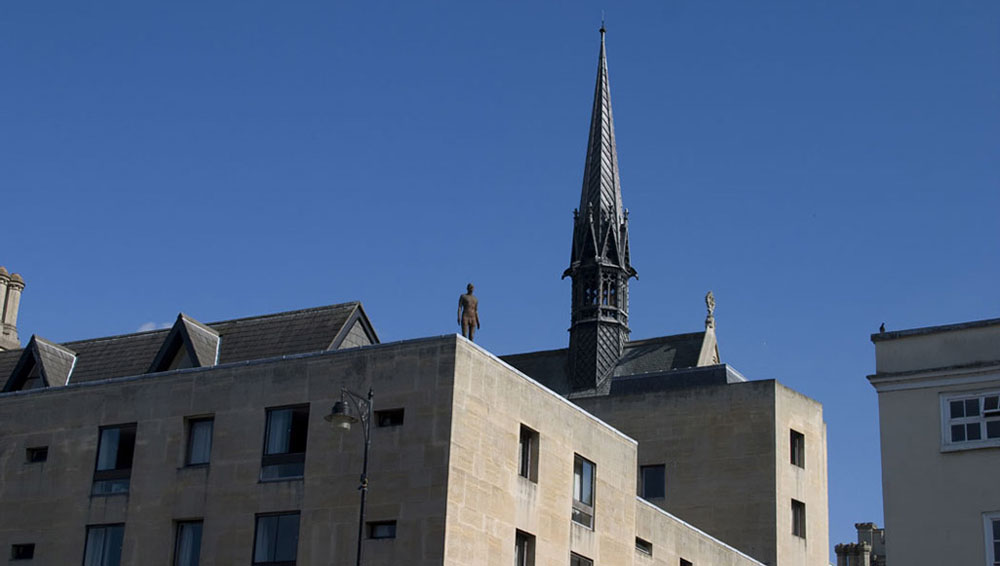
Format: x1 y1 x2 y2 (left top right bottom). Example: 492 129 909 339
600 12 606 35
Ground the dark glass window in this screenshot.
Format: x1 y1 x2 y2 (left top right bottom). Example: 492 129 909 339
572 454 595 528
11 544 35 560
375 409 404 428
515 530 535 566
792 499 806 538
518 425 539 482
83 524 124 566
253 513 299 565
790 429 805 468
367 521 396 539
92 425 136 495
26 446 48 463
680 559 693 566
640 464 665 500
635 537 652 555
186 418 214 466
570 552 593 566
261 407 309 480
174 521 202 566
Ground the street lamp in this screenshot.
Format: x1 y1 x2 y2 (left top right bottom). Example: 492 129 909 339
325 386 374 566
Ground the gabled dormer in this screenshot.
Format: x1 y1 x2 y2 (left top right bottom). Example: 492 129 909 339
2 335 77 392
148 313 220 373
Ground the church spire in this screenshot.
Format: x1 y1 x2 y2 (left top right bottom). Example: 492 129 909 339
563 27 637 391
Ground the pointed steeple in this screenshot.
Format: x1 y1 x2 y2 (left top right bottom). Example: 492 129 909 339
563 27 637 391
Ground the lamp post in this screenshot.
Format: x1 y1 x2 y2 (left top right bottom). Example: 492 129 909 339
325 386 374 566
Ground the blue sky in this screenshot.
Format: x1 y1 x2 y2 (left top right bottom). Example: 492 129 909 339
2 1 998 560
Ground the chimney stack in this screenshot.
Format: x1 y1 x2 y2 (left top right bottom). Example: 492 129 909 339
0 267 25 351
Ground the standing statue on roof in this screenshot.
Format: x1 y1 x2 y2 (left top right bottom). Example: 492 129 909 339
458 283 480 341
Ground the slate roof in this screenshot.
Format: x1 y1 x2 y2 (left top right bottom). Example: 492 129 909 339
0 302 372 386
501 331 709 396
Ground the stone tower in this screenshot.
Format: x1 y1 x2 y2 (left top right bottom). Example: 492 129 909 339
0 267 26 351
563 27 637 391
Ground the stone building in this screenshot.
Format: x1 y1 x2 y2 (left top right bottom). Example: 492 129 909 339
869 318 1000 565
0 29 828 566
0 266 26 351
833 522 885 566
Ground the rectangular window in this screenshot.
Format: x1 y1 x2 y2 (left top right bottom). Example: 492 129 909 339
572 454 595 529
680 560 693 566
518 425 539 482
253 513 300 565
985 511 1000 566
173 521 203 566
11 544 35 560
639 464 665 500
515 530 535 566
790 429 805 468
261 406 309 480
186 418 214 466
635 537 652 556
26 446 48 463
83 524 124 566
942 391 1000 449
570 552 593 566
367 521 397 540
92 424 137 495
375 408 404 428
792 499 806 538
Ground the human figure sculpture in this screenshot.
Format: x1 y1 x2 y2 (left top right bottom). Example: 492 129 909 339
458 283 480 341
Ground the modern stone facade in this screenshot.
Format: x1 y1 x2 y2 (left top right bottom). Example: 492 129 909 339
869 318 1000 566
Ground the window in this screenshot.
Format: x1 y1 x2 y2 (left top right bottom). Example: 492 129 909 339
792 499 806 538
680 560 693 566
83 524 124 566
635 537 652 556
639 464 665 500
26 446 48 463
253 513 299 565
572 454 595 529
790 429 805 468
261 406 309 480
942 391 1000 449
186 418 214 466
367 521 396 540
515 530 535 566
92 424 137 494
173 521 203 566
375 408 404 427
518 425 539 482
10 544 34 560
570 552 593 566
985 512 1000 566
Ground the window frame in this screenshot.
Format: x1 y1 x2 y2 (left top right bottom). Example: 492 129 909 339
92 424 137 495
252 512 300 566
374 408 405 428
260 405 309 481
635 537 653 556
185 417 214 467
791 499 806 538
985 511 1000 566
82 523 125 566
790 429 805 468
367 520 397 540
173 520 203 566
572 454 595 529
515 530 535 566
518 425 539 483
639 464 666 500
940 390 1000 452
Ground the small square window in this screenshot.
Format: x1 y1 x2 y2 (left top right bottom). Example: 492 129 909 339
375 408 404 428
186 418 214 466
792 499 806 538
10 543 35 560
639 464 665 500
515 530 535 566
367 521 396 540
253 512 300 565
570 552 593 566
635 537 652 555
518 425 539 482
790 430 805 468
26 446 48 463
261 406 309 481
